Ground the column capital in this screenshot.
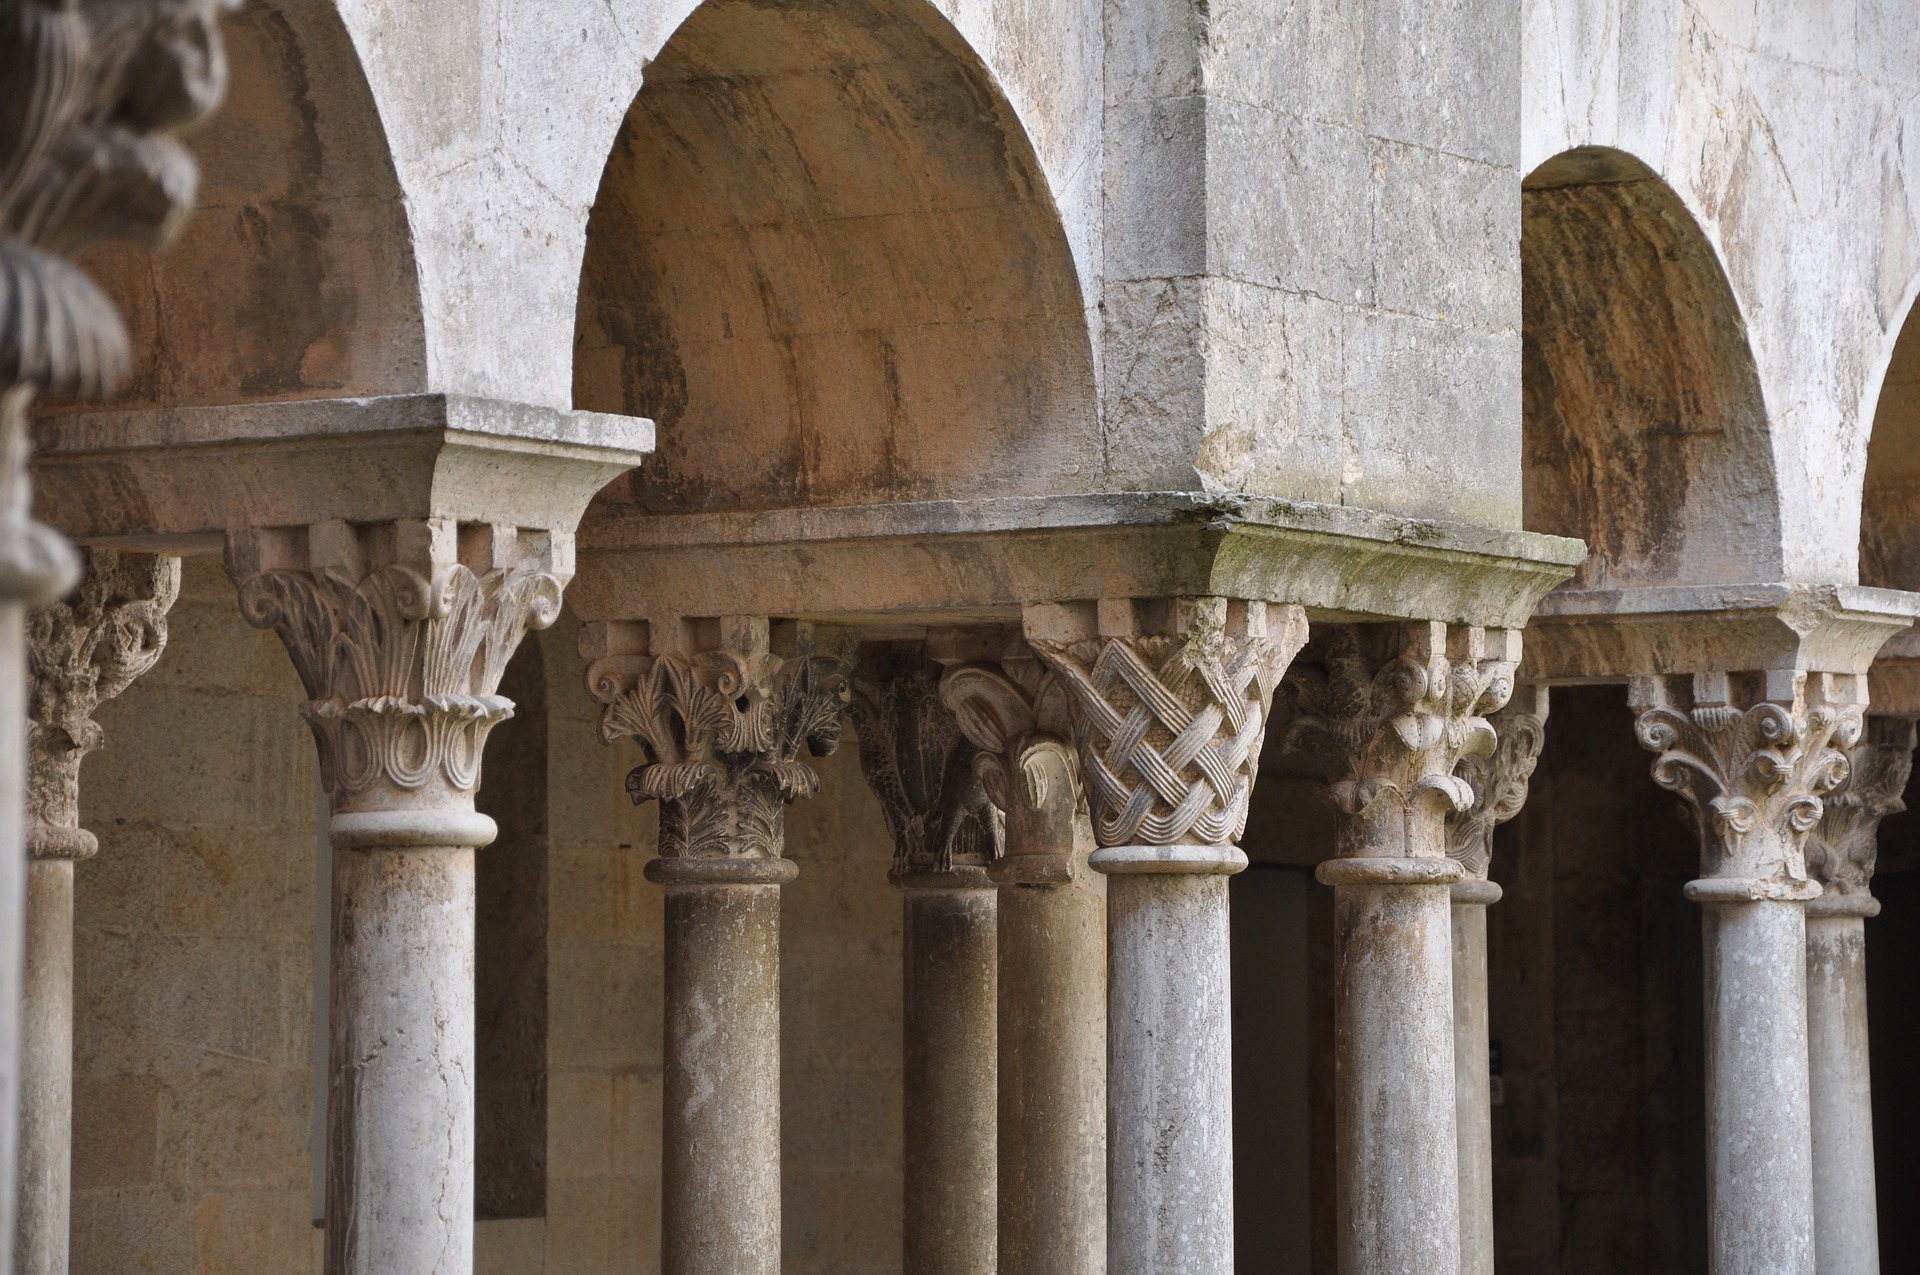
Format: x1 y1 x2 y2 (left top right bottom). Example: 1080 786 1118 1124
849 645 999 888
1285 622 1521 868
933 630 1081 884
27 550 179 859
1023 596 1304 864
584 616 852 869
1446 682 1550 897
1804 716 1914 918
1629 668 1864 899
229 518 567 845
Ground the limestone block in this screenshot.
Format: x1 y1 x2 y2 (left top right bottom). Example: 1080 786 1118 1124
1363 0 1519 169
1206 106 1375 307
157 825 315 941
75 934 301 1075
548 844 660 946
1200 280 1348 501
156 1071 309 1191
547 940 661 1072
191 1189 316 1275
476 1218 547 1275
1372 140 1520 335
1101 98 1207 283
1208 0 1364 126
545 1176 659 1275
70 1075 159 1191
69 1188 195 1275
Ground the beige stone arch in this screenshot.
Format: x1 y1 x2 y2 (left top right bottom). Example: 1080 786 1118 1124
1522 146 1781 591
1860 289 1920 590
74 0 426 409
572 0 1099 515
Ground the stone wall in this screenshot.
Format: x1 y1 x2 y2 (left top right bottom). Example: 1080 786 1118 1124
65 560 910 1274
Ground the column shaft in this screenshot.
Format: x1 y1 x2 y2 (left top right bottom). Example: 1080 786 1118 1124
1805 913 1877 1275
326 845 476 1275
1323 865 1461 1275
1103 858 1239 1275
661 880 784 1275
14 864 69 1275
1700 898 1816 1273
902 886 997 1275
0 607 22 1275
995 865 1104 1275
1451 893 1495 1275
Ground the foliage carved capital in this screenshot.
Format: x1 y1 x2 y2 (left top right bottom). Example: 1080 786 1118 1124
850 651 997 879
1446 684 1550 880
27 548 178 857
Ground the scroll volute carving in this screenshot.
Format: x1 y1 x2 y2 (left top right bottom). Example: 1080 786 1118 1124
1446 684 1550 881
1805 715 1914 904
939 649 1079 859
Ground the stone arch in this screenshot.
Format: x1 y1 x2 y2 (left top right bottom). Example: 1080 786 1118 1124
76 0 425 407
572 0 1099 514
1861 295 1920 589
1522 147 1779 590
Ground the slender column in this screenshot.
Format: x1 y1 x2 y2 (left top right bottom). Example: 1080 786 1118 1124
0 7 229 1268
1631 670 1863 1275
1443 685 1549 1275
1283 622 1521 1275
940 645 1105 1275
231 519 566 1275
586 616 851 1275
850 652 1000 1275
1801 716 1911 1274
18 553 176 1275
1030 596 1305 1275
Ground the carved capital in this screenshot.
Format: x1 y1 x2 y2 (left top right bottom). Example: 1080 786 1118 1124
586 617 852 862
850 648 998 883
1446 683 1550 881
27 548 178 858
1025 597 1305 849
229 519 566 819
1630 670 1864 896
1804 716 1913 912
1284 623 1522 861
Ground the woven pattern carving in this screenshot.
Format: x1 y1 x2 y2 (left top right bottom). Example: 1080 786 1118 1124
1032 626 1289 848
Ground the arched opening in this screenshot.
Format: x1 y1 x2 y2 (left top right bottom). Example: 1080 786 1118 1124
73 0 425 408
1521 147 1777 590
1861 301 1920 590
572 0 1097 515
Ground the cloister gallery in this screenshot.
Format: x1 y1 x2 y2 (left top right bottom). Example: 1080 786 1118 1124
4 0 1920 1273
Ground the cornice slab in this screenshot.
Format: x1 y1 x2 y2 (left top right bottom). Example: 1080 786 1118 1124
32 393 655 549
1524 584 1920 683
571 493 1584 630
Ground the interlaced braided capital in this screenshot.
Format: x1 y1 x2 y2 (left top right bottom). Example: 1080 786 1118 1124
1031 627 1289 848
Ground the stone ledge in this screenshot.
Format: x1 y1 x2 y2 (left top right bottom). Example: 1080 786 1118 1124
1524 583 1920 683
571 492 1585 630
32 394 655 549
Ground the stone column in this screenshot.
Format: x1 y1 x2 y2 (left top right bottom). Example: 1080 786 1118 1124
851 652 1000 1275
1631 670 1863 1275
1283 622 1521 1275
585 617 851 1275
940 644 1105 1275
1801 716 1911 1275
231 519 567 1275
18 552 177 1275
0 6 229 1267
1443 684 1548 1275
1029 596 1305 1275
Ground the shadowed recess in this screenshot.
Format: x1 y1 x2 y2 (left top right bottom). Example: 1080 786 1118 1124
66 0 425 408
1861 301 1920 589
572 0 1097 515
1522 147 1779 590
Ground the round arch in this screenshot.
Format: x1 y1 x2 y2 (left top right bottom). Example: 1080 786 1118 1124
1861 297 1920 589
1522 147 1779 590
571 0 1098 515
75 0 425 408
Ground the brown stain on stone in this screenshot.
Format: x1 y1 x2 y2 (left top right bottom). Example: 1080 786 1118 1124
1522 148 1780 589
573 0 1097 520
